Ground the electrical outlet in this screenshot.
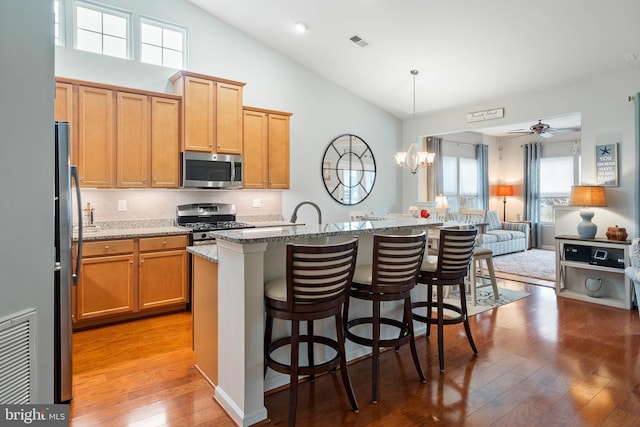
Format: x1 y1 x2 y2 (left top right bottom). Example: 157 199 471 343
118 200 127 212
252 198 261 208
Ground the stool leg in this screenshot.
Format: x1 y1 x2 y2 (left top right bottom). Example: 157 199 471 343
470 257 478 306
459 283 478 355
264 313 273 377
486 257 499 300
426 283 433 337
289 320 300 427
307 320 315 380
405 297 425 383
335 311 359 412
437 285 445 372
372 299 381 403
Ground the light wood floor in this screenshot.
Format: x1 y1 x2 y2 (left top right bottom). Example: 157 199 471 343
70 279 640 426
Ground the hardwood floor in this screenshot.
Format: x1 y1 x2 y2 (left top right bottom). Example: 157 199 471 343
70 279 640 426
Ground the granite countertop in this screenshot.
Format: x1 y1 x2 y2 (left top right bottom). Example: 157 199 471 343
187 244 218 263
211 217 442 244
73 219 190 241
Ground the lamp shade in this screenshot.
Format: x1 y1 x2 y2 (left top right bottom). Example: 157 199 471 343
496 185 514 197
569 186 607 207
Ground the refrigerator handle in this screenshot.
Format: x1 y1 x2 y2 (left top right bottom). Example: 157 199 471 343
71 165 82 285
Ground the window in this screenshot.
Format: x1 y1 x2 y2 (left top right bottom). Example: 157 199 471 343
140 18 186 69
539 155 580 222
75 1 130 59
54 0 64 46
441 143 479 212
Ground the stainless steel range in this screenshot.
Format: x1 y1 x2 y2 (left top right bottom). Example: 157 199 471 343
176 203 255 244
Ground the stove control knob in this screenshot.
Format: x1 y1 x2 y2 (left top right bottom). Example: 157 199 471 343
201 233 207 239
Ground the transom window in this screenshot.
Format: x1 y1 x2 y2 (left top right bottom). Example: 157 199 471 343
54 0 64 46
140 18 187 69
75 1 130 59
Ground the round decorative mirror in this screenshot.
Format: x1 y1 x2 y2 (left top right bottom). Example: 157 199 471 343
321 134 376 205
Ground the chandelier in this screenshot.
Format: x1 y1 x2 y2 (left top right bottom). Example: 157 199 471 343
395 70 435 174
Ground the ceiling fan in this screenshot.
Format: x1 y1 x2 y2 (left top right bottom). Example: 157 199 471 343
508 119 580 139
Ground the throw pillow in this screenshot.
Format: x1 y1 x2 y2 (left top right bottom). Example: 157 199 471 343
486 210 501 231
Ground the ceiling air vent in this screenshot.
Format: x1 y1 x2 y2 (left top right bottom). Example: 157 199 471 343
349 35 369 48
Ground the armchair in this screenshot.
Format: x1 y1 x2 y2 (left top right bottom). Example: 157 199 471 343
476 210 529 256
624 238 640 315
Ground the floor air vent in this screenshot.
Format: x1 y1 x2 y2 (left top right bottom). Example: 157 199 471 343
0 309 36 404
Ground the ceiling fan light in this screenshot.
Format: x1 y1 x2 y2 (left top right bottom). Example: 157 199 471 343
540 131 554 139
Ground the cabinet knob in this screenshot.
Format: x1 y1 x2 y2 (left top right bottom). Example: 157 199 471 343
153 178 157 183
104 245 110 250
143 178 147 183
140 260 144 265
80 177 84 181
162 241 167 245
209 144 213 147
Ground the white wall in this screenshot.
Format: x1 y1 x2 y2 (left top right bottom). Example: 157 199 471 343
55 0 403 226
408 69 639 238
0 0 54 402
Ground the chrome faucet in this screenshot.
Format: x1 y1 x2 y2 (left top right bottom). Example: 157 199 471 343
290 201 322 224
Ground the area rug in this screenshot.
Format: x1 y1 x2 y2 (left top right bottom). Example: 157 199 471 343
491 249 556 282
444 287 530 316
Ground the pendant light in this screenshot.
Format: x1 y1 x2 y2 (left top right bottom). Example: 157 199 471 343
395 70 435 174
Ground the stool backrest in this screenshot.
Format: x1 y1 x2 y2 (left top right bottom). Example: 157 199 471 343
371 232 427 294
287 238 359 312
435 228 477 280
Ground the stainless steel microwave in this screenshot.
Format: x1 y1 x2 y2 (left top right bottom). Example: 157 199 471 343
181 152 243 189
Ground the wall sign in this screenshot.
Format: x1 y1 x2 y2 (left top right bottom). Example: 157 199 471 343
466 107 504 123
595 143 618 186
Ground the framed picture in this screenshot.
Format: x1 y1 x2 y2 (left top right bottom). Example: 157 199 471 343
595 143 618 186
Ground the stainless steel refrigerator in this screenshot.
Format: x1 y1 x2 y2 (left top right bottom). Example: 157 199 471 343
54 121 82 403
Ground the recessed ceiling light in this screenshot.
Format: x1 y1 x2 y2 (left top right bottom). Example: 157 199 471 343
295 22 307 33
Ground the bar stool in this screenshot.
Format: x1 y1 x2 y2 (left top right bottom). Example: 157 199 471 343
469 247 499 305
344 232 427 403
264 238 359 427
412 228 478 372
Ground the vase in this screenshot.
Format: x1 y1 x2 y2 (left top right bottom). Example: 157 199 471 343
584 277 603 298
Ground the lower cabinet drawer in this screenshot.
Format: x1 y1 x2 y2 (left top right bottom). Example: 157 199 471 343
83 239 135 257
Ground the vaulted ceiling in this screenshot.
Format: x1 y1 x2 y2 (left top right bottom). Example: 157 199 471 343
189 0 640 131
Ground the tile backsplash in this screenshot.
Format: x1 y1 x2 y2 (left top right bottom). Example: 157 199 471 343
74 188 283 225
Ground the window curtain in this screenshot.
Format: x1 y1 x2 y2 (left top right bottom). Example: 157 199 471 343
523 142 542 247
424 136 443 201
476 144 489 209
635 93 640 235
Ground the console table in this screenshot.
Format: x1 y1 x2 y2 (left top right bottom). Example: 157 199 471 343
555 235 632 309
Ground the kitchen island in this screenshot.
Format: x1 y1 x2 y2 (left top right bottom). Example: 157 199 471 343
189 218 441 427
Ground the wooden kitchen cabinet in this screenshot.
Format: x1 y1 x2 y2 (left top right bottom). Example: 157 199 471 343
216 82 243 154
138 235 188 309
171 70 245 154
117 92 149 187
243 107 292 189
57 77 181 189
76 239 136 321
72 235 189 329
150 97 180 187
78 86 115 187
116 93 181 188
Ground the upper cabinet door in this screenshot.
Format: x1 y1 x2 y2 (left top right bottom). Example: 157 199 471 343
216 82 243 154
78 86 115 187
242 109 268 189
182 76 214 152
267 113 291 189
151 97 180 188
117 92 150 188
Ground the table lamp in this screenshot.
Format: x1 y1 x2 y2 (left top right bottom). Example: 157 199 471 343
568 185 607 239
496 185 514 222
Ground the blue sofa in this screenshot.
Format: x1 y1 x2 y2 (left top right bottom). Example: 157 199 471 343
477 210 529 256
